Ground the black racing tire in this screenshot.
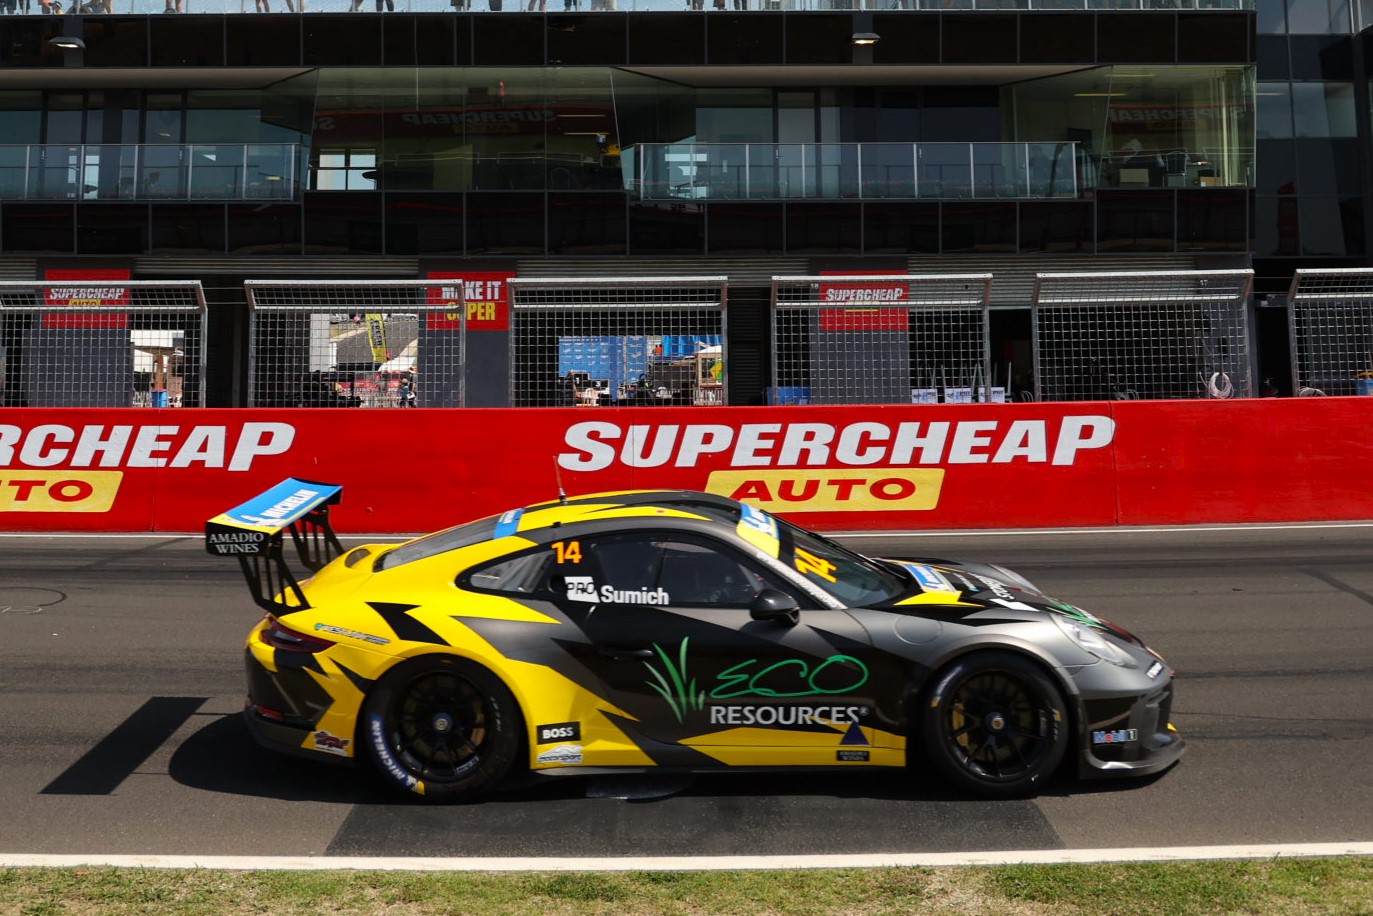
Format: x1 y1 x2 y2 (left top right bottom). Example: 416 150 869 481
920 651 1069 799
359 655 522 802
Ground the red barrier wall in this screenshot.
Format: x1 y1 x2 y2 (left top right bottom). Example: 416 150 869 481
1 400 1369 534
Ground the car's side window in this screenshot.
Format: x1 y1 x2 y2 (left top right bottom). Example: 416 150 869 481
465 550 554 595
552 532 787 610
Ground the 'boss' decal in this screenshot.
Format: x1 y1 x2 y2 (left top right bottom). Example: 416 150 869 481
537 722 581 744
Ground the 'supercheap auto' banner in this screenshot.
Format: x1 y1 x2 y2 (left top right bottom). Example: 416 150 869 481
1 399 1370 533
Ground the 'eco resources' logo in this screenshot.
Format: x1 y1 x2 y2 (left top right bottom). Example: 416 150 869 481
557 417 1114 513
0 422 295 513
644 637 871 727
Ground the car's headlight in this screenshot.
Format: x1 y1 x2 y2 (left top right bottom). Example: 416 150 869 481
1052 613 1137 668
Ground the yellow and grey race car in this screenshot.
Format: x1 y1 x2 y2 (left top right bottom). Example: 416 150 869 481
207 478 1183 801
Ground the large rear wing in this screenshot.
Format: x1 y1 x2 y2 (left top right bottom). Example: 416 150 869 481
206 478 345 613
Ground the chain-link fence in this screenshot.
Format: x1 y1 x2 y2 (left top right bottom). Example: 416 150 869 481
0 280 206 408
1287 268 1373 397
508 277 727 408
1031 270 1254 402
770 274 993 405
243 280 465 408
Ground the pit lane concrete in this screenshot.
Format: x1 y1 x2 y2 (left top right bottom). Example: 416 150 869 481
0 525 1369 859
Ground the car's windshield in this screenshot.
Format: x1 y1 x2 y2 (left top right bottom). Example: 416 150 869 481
776 516 909 607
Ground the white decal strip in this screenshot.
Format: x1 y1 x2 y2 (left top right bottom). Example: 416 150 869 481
1 843 1371 871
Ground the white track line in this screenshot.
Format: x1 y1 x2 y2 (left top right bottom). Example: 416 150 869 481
1 843 1371 871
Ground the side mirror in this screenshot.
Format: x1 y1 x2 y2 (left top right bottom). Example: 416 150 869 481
750 588 800 626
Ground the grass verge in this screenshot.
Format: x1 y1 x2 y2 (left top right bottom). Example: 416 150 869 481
2 858 1372 916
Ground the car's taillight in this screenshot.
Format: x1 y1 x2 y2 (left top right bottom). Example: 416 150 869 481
260 615 335 653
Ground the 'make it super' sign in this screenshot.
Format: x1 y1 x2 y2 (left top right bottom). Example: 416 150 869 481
425 271 515 332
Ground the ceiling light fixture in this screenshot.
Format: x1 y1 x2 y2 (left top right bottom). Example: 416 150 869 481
851 32 880 45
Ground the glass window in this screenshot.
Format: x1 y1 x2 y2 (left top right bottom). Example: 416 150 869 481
862 201 939 254
786 202 861 255
311 149 377 191
83 19 148 68
466 192 544 255
1254 195 1301 255
549 193 626 256
382 16 459 67
942 202 1017 254
1286 0 1351 32
942 15 1016 65
78 204 148 256
1258 0 1289 32
1300 195 1364 255
303 191 384 254
776 518 907 607
226 202 301 256
1018 15 1094 65
1256 139 1297 193
2 204 74 254
379 514 501 570
150 204 225 255
1177 190 1248 251
1291 82 1356 136
1097 14 1175 63
1018 201 1092 253
628 14 705 67
304 18 382 68
384 193 465 256
548 15 627 67
0 92 41 146
226 18 302 67
706 202 783 254
1257 83 1295 138
1295 137 1360 193
467 550 553 595
1097 191 1175 252
785 15 852 66
544 532 779 609
1257 36 1290 80
706 15 784 66
150 17 225 68
1178 13 1251 63
629 201 704 255
1099 67 1256 189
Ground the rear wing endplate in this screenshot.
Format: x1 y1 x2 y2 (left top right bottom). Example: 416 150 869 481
206 478 345 613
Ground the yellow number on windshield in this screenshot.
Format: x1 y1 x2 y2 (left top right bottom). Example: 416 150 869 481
794 547 837 583
552 540 583 564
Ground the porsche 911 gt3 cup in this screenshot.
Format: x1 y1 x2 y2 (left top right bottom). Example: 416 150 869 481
207 479 1183 801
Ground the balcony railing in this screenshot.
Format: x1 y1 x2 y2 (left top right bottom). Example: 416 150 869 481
7 0 1252 12
630 142 1081 202
0 144 299 202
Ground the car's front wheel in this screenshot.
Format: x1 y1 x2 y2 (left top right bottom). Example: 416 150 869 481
360 655 522 801
920 651 1068 799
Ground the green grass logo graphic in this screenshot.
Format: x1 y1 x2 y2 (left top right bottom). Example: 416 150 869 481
644 637 706 723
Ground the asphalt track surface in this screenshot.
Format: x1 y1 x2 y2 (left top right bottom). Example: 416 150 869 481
1 524 1371 860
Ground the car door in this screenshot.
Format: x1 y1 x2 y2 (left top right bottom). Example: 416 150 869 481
547 529 883 753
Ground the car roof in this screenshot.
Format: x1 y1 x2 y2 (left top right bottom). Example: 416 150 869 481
513 489 743 533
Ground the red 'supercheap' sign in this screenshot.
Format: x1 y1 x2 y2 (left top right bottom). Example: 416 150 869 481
42 268 132 329
4 399 1372 533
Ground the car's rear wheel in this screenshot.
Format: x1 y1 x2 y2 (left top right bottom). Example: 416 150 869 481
360 655 521 802
920 651 1068 799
